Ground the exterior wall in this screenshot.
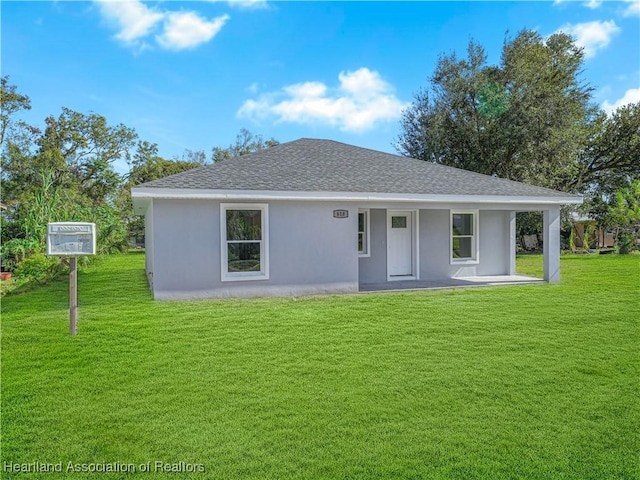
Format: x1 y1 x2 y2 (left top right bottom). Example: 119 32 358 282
419 209 509 278
417 209 450 279
477 210 510 275
574 222 615 248
358 208 511 283
145 200 556 299
150 199 359 299
543 207 561 282
144 201 154 289
358 209 387 283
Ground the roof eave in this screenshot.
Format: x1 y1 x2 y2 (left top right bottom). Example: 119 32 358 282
132 187 582 210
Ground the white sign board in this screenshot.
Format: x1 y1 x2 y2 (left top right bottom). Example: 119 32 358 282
47 222 96 256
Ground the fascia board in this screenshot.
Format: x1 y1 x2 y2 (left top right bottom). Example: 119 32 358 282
131 188 583 205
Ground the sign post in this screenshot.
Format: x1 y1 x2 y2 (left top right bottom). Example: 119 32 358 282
47 222 96 336
69 257 78 336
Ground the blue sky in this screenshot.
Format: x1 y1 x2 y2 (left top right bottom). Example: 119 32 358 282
3 1 639 172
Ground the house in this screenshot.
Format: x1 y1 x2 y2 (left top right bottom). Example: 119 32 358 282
570 212 615 250
131 138 582 300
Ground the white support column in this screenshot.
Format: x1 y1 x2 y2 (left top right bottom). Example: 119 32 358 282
543 207 561 283
508 211 517 275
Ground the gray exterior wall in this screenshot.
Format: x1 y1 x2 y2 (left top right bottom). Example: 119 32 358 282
148 199 359 299
357 209 387 283
419 209 510 278
144 201 154 288
358 208 511 283
477 210 510 275
144 200 529 299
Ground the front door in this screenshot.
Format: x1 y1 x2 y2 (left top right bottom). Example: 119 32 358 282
388 211 413 277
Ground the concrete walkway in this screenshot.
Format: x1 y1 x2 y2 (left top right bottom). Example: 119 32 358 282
359 275 543 293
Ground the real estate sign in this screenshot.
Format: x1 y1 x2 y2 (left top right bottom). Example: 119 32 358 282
47 222 96 256
47 222 96 336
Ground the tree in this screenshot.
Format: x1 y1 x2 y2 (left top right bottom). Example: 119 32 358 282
211 128 279 163
1 104 138 262
125 141 203 186
2 107 137 207
603 180 640 252
577 102 640 193
120 141 205 241
396 29 597 192
0 76 31 148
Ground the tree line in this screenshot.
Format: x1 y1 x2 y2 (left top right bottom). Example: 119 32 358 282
396 29 639 250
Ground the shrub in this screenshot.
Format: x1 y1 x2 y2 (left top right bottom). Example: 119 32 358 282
14 254 61 283
618 234 635 255
1 238 42 272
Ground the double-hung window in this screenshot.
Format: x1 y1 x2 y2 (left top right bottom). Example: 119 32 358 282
358 209 370 257
451 210 478 263
221 204 269 281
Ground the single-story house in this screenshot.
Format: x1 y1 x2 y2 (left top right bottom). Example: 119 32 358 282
132 138 582 300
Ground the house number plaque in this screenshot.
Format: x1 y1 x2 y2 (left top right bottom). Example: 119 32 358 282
333 209 349 218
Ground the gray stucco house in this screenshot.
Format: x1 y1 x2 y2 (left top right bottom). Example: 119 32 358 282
132 138 581 300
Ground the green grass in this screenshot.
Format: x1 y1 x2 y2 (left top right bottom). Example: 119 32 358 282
2 252 639 479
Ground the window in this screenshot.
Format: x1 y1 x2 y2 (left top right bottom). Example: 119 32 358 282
451 210 478 263
358 209 370 257
391 216 407 228
221 204 268 281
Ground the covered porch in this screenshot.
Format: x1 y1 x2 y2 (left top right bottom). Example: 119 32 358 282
357 205 561 288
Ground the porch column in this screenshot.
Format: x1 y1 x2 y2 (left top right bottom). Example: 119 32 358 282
507 211 517 275
543 207 561 283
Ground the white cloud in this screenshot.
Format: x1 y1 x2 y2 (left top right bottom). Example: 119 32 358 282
603 88 640 114
96 0 164 44
237 68 408 132
622 0 640 17
246 82 261 94
555 20 620 58
95 0 229 51
584 0 602 9
226 0 268 9
157 12 229 50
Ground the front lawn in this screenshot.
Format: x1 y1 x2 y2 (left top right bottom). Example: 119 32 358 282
2 253 638 479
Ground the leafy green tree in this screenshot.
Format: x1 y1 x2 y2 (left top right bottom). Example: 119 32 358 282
126 141 203 185
2 107 137 207
211 128 279 163
397 30 597 192
578 102 640 193
1 101 138 266
0 76 31 148
582 103 640 246
120 141 205 242
600 180 640 253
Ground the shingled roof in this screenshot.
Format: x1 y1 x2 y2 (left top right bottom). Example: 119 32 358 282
133 138 579 200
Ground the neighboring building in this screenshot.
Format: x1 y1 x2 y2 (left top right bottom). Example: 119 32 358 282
132 139 582 300
570 213 615 249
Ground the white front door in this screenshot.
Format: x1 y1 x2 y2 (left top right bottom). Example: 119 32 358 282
388 211 413 277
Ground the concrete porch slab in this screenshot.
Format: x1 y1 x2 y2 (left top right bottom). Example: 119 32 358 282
359 275 543 293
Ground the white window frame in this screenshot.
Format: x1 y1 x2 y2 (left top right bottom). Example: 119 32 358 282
358 208 370 257
221 203 269 282
450 209 479 265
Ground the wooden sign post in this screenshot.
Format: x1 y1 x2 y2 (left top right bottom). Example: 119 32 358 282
47 223 96 336
69 257 78 336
